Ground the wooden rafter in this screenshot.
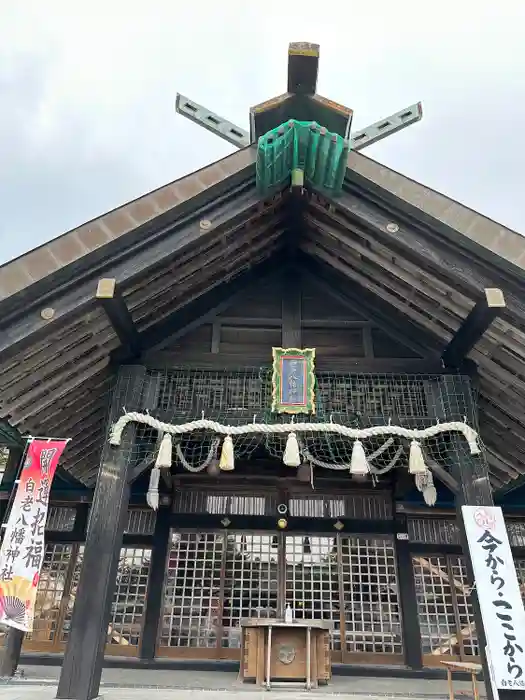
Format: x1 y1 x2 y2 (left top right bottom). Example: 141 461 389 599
0 184 263 357
96 278 141 359
442 289 506 369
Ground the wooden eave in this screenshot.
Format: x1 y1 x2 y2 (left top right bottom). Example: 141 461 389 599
0 146 523 491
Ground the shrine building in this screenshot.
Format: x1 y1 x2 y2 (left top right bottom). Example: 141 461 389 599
1 42 525 700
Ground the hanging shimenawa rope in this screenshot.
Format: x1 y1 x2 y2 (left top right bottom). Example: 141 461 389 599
110 412 481 510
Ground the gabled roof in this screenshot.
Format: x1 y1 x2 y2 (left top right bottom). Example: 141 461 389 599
0 146 523 492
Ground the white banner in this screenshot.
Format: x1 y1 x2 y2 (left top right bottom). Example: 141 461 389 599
0 439 68 632
462 506 525 690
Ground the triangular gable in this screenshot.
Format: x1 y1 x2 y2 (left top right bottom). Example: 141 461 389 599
1 147 522 312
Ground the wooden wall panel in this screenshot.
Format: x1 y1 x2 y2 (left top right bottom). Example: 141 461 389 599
302 328 365 358
145 267 428 369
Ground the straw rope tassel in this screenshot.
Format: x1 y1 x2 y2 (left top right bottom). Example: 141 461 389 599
147 466 160 510
219 435 235 471
155 433 172 469
409 440 427 475
350 440 369 476
283 432 301 467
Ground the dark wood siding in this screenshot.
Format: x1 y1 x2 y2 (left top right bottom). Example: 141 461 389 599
302 328 365 358
144 266 429 369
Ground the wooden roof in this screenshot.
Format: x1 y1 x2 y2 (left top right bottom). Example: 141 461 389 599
0 146 523 491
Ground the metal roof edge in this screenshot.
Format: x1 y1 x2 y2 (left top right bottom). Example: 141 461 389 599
346 150 525 281
0 147 258 307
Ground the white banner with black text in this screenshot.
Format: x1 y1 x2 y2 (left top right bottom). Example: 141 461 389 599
462 506 525 690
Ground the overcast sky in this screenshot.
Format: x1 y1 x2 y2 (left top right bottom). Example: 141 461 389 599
1 1 524 265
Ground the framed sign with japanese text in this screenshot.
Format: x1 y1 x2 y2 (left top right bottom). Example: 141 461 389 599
0 439 68 632
271 347 315 415
462 506 525 690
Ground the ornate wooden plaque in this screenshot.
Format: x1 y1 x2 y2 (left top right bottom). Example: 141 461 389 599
271 348 315 415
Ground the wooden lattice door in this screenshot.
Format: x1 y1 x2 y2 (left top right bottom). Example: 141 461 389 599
157 530 404 665
23 543 151 656
412 553 479 666
23 542 81 653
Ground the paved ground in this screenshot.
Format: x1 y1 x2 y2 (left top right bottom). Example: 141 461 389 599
0 665 486 699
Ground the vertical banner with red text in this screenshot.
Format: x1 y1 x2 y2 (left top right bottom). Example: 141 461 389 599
0 439 68 631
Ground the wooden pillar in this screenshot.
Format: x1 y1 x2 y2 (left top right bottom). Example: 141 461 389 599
441 375 524 700
57 366 146 700
0 447 24 678
139 506 171 660
394 510 423 669
0 627 24 679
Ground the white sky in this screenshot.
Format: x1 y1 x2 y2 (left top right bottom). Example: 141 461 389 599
0 1 524 264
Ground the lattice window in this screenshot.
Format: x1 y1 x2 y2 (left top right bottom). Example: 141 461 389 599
125 509 156 535
289 497 338 519
408 517 460 545
315 374 429 422
222 533 278 648
159 533 225 649
284 536 341 650
339 536 402 655
345 493 392 520
0 447 8 483
107 547 151 648
173 490 275 516
514 559 525 603
207 494 268 516
46 506 76 532
507 520 525 547
412 554 477 660
60 546 84 643
27 543 74 643
155 369 272 418
289 493 392 520
150 369 447 423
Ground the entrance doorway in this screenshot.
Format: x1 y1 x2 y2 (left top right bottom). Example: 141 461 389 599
157 530 404 664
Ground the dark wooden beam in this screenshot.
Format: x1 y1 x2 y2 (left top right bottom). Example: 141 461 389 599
442 288 506 369
128 453 154 483
425 456 460 495
0 446 23 487
57 366 146 700
0 488 92 503
287 42 319 95
96 278 141 358
0 628 24 679
394 512 423 669
0 179 259 357
281 267 302 347
0 420 23 449
139 506 171 660
333 184 525 320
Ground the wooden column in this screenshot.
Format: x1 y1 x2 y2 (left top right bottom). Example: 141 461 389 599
394 511 423 669
440 375 523 700
139 506 171 660
0 447 24 678
57 366 146 700
0 627 24 679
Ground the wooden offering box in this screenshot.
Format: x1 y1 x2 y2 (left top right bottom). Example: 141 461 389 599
240 618 333 690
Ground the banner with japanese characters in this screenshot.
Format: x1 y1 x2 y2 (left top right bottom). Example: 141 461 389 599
462 506 525 690
0 439 68 632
